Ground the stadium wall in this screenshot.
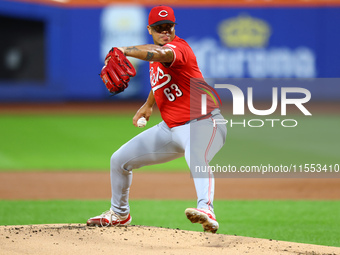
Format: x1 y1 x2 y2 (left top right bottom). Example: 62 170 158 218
0 0 339 102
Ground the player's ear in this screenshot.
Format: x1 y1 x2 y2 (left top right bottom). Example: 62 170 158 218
147 25 152 35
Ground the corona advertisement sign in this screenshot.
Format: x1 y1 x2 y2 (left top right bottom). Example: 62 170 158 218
218 14 271 48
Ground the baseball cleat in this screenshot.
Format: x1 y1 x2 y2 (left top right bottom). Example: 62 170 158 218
86 209 132 227
185 208 219 233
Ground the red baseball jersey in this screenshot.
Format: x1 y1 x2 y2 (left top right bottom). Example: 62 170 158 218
149 36 219 128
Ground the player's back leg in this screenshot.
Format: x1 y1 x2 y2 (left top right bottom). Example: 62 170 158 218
110 121 185 216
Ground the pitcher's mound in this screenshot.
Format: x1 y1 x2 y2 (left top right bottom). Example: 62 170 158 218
1 224 339 255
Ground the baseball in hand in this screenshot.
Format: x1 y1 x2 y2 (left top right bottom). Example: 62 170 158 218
137 117 147 128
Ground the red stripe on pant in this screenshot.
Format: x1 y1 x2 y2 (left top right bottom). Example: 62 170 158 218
204 121 217 211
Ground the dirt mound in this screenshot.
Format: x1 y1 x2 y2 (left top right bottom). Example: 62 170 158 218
1 224 339 255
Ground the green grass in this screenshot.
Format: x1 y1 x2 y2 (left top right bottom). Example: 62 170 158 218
211 115 340 168
0 114 339 171
0 200 339 247
0 114 187 171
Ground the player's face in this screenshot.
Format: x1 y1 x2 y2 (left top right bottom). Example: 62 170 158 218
148 23 175 46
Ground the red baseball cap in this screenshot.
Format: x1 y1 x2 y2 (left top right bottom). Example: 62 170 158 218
148 6 177 27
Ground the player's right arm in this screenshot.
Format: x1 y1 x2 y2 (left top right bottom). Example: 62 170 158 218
132 90 155 127
118 45 174 63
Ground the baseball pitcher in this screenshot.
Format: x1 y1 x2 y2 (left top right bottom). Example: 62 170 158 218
88 5 227 233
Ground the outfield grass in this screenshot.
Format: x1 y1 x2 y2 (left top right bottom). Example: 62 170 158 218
0 114 186 171
211 115 340 168
0 114 339 171
0 200 339 247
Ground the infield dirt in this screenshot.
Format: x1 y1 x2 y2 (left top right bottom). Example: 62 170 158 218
1 223 340 255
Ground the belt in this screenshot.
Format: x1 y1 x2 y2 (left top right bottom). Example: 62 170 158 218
186 109 220 124
195 112 213 121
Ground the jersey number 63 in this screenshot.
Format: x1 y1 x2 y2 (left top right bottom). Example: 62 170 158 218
164 84 183 102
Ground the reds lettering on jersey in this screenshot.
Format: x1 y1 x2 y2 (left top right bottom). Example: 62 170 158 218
149 36 218 128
